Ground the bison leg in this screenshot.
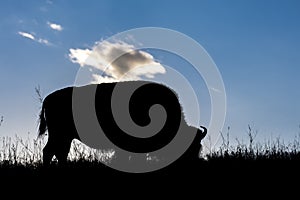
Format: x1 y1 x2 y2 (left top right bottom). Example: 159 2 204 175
43 141 55 166
43 138 72 166
54 139 72 166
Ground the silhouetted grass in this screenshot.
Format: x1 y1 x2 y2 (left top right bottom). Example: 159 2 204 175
0 135 114 168
206 126 300 162
0 126 300 179
0 133 299 167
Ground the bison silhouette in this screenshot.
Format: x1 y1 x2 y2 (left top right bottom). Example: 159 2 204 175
38 81 207 168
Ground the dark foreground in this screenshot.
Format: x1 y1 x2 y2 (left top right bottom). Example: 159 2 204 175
1 159 299 180
1 159 299 197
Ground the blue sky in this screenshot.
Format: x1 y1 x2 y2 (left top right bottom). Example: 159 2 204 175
0 0 300 145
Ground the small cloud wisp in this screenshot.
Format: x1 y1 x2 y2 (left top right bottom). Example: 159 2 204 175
18 31 50 46
47 22 63 31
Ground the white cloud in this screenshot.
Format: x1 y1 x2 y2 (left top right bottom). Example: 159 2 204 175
69 49 92 66
91 74 118 83
69 40 166 83
18 31 35 40
47 22 63 31
18 31 51 46
37 38 50 45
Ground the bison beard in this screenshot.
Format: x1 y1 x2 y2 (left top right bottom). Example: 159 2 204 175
38 81 207 169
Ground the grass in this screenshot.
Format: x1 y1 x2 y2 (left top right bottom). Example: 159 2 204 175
0 129 299 168
206 126 300 161
0 119 300 182
0 131 299 192
0 135 114 168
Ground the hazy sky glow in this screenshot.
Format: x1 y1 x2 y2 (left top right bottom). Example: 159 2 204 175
0 0 300 146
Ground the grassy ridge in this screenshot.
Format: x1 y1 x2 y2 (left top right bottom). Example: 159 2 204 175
0 131 299 176
0 124 299 182
0 134 299 194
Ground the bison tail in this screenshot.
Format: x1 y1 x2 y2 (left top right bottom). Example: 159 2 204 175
38 102 47 137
